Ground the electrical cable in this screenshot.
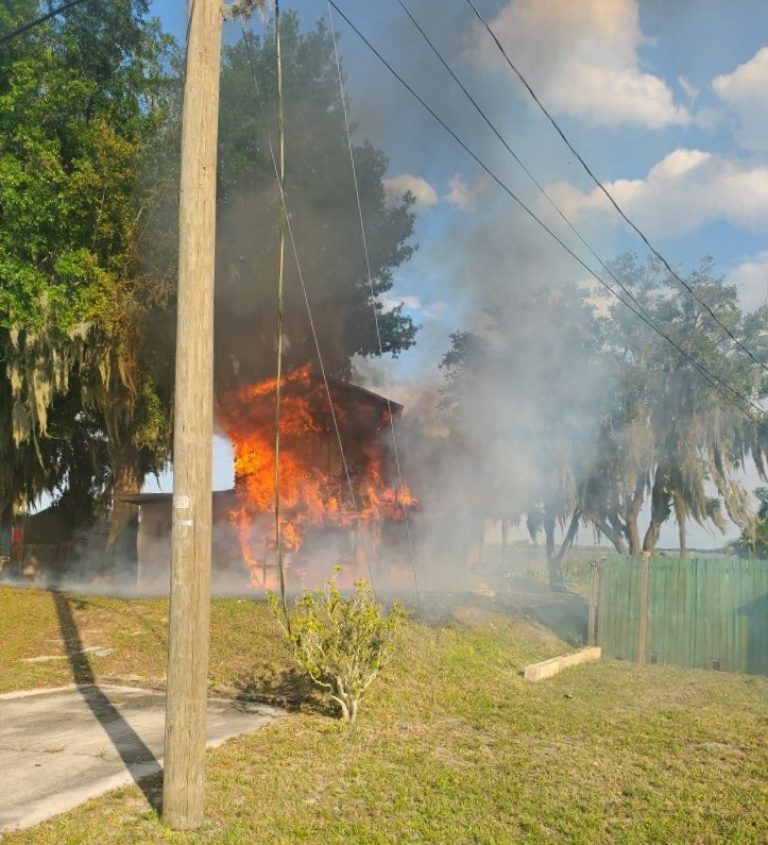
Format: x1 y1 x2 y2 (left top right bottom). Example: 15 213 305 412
463 0 768 375
396 0 764 415
327 0 423 609
326 1 765 422
272 0 290 627
396 2 657 330
240 22 379 595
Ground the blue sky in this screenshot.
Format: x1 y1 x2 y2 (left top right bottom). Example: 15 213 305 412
149 0 768 321
148 0 768 548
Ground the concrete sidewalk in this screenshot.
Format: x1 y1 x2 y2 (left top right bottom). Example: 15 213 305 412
0 684 283 833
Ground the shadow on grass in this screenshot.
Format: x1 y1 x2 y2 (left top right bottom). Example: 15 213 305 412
232 666 337 717
50 590 163 813
497 583 589 646
411 588 589 647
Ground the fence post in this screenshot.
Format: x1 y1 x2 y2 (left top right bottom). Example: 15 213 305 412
588 559 601 646
637 552 650 664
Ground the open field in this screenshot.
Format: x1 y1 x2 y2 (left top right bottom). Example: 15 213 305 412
1 584 767 844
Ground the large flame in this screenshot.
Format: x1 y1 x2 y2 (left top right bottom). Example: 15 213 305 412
217 364 415 587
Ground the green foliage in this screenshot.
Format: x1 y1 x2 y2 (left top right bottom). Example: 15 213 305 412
0 1 178 522
269 571 406 722
731 488 768 558
1 7 420 527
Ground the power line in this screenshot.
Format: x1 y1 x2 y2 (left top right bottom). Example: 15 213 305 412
463 0 768 375
0 0 96 46
326 1 764 421
394 3 763 415
239 22 379 594
327 0 422 608
272 0 289 625
396 4 667 352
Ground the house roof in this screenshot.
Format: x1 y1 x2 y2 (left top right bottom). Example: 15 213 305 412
326 374 403 414
121 375 403 507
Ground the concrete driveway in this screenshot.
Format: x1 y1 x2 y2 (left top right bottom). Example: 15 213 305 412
0 684 282 833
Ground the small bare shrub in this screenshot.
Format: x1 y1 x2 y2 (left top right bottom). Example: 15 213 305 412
269 571 406 722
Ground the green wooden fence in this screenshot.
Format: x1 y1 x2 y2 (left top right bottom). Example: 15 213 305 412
597 556 768 675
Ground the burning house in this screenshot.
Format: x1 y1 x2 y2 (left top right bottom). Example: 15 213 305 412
124 364 415 591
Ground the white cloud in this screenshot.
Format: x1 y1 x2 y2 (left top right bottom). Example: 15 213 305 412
379 292 447 322
693 106 720 131
727 251 768 312
399 295 424 311
547 148 768 237
712 46 768 151
445 175 475 210
382 174 438 210
579 278 614 317
444 174 492 211
470 0 689 128
380 293 423 314
677 74 699 101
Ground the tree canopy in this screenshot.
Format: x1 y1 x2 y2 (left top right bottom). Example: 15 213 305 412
730 487 768 558
5 5 764 587
584 256 768 556
214 14 419 390
440 254 768 584
0 0 177 526
0 8 421 534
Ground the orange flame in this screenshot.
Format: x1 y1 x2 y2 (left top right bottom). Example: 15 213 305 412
217 364 415 587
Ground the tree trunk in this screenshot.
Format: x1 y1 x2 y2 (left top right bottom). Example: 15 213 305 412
543 513 562 591
593 518 628 555
543 509 579 592
552 509 581 590
626 474 646 555
500 518 509 570
678 511 687 559
627 511 642 555
642 470 671 553
105 441 141 575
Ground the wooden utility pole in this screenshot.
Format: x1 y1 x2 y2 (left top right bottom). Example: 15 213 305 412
163 0 222 829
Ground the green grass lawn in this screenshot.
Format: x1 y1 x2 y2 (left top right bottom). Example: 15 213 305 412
1 584 767 844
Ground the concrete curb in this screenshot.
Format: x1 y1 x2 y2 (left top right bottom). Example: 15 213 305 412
0 684 81 701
